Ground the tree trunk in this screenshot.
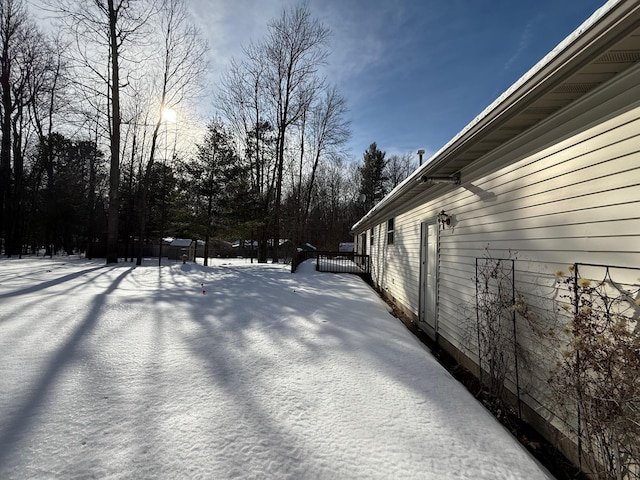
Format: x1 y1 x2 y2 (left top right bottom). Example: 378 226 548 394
105 0 121 264
272 128 286 263
0 17 13 256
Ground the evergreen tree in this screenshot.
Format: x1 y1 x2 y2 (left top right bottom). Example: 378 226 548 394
358 142 387 213
29 133 106 256
182 120 247 265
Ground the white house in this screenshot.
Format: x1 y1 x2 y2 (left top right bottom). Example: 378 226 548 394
351 0 640 475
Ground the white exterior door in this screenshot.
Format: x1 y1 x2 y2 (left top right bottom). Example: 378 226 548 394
419 222 438 339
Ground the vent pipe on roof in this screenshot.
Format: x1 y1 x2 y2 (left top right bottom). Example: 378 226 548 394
417 149 425 165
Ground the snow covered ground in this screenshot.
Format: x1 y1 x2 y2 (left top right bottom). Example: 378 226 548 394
0 256 553 479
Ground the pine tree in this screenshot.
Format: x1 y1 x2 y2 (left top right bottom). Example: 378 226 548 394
182 120 247 265
358 142 387 213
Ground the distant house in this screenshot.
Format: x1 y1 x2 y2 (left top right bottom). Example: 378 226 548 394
338 242 354 253
167 238 195 260
231 240 258 249
297 243 317 252
201 239 233 258
351 1 640 474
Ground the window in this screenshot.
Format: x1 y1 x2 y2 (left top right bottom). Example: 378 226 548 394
370 228 374 245
387 218 394 245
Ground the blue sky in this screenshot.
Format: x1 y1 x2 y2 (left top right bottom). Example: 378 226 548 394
194 0 608 162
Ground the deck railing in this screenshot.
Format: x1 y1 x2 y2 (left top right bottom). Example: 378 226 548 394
291 250 371 282
316 251 371 282
291 249 317 273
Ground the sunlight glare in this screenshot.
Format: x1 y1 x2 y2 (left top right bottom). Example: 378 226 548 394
161 107 177 123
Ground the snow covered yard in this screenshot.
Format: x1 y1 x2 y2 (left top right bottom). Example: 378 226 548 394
0 257 553 479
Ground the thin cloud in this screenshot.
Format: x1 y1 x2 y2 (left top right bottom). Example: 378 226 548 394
503 15 539 72
318 1 404 82
189 0 288 71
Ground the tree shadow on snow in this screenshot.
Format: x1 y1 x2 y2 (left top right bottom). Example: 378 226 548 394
0 265 105 300
0 266 135 468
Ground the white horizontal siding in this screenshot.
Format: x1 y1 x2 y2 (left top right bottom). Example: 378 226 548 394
358 64 640 432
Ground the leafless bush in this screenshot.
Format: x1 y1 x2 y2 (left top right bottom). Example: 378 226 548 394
552 265 640 479
472 249 522 412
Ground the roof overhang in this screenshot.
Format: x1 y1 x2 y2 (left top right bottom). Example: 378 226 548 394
351 0 640 233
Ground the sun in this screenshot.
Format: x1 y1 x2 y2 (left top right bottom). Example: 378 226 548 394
161 107 177 123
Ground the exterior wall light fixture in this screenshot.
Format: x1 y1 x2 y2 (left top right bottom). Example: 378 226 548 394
437 210 452 230
417 172 461 185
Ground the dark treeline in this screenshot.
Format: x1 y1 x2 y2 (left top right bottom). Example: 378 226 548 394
0 0 416 263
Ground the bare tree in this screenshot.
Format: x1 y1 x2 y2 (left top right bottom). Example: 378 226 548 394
0 0 58 256
29 35 71 256
217 53 278 262
135 0 207 265
50 0 152 263
300 85 349 233
0 0 28 255
218 56 274 203
217 6 352 259
304 156 359 249
260 4 330 262
285 83 350 246
385 152 417 190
